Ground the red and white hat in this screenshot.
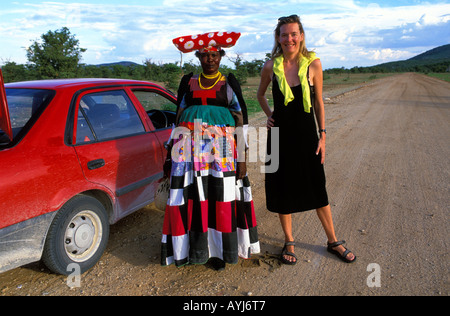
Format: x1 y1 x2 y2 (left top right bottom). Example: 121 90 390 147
172 31 241 53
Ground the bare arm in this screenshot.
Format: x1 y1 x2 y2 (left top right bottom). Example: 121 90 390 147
310 59 326 164
257 60 275 127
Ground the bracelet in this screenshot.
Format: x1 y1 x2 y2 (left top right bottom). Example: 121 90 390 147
319 129 327 134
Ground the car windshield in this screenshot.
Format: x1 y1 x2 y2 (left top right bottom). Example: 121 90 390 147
0 89 55 145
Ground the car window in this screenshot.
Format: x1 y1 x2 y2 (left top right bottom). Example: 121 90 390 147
0 89 55 144
76 90 145 144
133 91 176 112
132 90 177 129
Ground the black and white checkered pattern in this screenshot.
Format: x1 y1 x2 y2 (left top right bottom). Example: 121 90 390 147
161 174 259 267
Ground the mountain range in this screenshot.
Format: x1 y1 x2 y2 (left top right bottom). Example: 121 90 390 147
409 44 450 61
92 44 450 73
366 44 450 72
94 61 141 68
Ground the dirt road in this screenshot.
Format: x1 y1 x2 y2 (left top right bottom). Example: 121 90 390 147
0 73 448 296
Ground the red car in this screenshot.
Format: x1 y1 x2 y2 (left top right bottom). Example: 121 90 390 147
0 71 177 275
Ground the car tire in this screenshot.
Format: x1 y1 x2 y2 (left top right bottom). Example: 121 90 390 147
42 195 110 275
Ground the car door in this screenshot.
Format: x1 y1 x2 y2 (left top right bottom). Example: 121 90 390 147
130 88 176 147
0 70 13 142
72 88 165 222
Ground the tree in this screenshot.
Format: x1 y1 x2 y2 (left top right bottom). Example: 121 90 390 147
1 61 30 82
161 63 182 90
227 52 248 84
26 27 86 79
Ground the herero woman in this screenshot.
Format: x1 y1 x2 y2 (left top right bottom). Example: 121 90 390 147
257 15 356 265
161 32 260 271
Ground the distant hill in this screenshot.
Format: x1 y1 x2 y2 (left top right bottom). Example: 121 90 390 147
93 61 141 68
409 44 450 61
368 44 450 73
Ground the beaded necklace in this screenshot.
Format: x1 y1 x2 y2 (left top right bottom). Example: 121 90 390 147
199 72 222 90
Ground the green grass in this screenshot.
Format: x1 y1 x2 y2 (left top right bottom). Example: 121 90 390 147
426 73 450 83
239 77 272 116
162 73 403 117
322 73 395 85
239 74 396 116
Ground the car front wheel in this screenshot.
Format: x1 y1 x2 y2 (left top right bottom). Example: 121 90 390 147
42 195 110 275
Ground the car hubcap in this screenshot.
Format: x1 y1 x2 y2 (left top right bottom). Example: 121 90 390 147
64 211 103 262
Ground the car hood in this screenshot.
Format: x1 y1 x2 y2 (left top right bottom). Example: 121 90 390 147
0 69 12 141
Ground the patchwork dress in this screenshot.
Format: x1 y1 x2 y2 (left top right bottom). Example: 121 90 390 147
161 74 260 267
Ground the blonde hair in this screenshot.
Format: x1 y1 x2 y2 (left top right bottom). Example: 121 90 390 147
271 15 311 60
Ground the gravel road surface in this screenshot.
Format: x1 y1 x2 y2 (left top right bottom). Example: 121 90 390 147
0 73 448 297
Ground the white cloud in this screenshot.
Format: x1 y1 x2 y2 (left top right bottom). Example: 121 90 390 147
326 31 351 45
366 48 413 61
1 1 449 69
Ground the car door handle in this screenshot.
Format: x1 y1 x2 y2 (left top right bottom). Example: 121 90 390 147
87 159 105 170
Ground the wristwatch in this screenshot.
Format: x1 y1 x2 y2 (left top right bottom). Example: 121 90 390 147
319 129 327 134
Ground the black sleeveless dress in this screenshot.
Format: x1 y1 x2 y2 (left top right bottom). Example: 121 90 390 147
265 76 329 214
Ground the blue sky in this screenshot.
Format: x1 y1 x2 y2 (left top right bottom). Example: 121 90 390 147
0 0 449 69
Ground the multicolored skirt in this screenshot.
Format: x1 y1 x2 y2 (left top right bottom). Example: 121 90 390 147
161 105 260 267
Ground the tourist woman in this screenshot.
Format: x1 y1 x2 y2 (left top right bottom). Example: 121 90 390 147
257 15 356 265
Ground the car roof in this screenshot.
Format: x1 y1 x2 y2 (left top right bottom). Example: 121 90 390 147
5 78 166 90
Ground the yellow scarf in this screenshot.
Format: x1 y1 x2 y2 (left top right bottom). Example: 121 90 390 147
273 52 319 113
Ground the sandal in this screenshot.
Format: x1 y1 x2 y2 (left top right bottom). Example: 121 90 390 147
327 240 356 263
280 242 297 265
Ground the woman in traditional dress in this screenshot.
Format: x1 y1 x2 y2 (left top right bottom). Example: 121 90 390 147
161 32 260 270
257 15 356 265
